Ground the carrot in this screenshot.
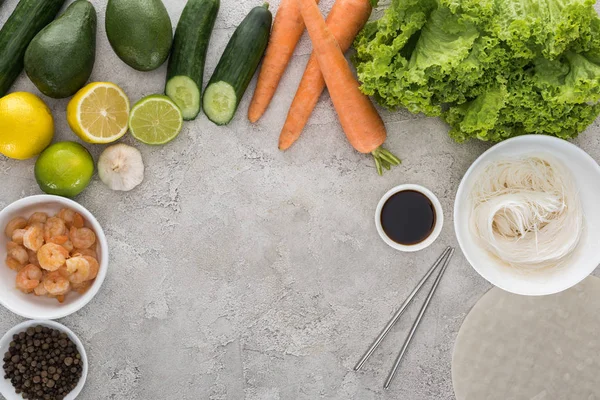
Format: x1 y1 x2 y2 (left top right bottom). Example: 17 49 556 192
279 0 372 151
248 0 319 123
296 0 400 175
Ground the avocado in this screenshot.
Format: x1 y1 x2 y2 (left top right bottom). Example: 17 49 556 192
24 0 97 99
105 0 173 72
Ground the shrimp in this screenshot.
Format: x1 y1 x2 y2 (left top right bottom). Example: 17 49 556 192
7 242 29 265
83 256 99 280
72 280 92 294
57 208 75 226
43 271 70 296
69 227 96 249
71 247 97 259
4 217 27 238
27 249 40 267
11 229 26 245
65 256 90 284
16 264 43 293
62 240 74 253
73 213 85 229
47 235 68 245
28 212 48 225
37 243 69 271
23 226 44 251
6 257 24 271
44 217 66 241
33 281 48 296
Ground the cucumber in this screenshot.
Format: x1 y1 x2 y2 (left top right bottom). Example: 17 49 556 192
166 0 220 120
203 3 272 125
0 0 67 96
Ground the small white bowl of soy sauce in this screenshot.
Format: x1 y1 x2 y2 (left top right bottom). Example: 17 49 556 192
375 184 444 252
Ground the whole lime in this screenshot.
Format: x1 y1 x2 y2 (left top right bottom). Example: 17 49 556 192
35 142 94 197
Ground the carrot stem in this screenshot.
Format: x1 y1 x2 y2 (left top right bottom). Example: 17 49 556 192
372 146 401 176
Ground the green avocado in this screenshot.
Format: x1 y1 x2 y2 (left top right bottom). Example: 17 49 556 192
24 0 97 99
105 0 173 71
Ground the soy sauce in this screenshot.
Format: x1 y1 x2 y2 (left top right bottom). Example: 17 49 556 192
380 190 436 245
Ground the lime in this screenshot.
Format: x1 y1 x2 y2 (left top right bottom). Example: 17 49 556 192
129 95 183 145
35 142 94 198
0 92 54 160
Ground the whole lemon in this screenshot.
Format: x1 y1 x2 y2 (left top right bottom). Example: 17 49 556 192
0 92 54 160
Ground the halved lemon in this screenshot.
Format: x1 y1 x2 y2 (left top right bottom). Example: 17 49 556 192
67 82 130 144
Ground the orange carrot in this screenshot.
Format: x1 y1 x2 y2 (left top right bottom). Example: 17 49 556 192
279 0 372 151
296 0 400 174
248 0 319 123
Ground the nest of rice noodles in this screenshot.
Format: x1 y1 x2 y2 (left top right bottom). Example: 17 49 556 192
470 155 583 271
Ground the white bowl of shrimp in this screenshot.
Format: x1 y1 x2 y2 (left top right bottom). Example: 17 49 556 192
0 195 108 320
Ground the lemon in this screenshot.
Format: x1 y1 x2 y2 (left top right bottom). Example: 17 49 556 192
67 82 130 144
129 95 183 145
0 92 54 160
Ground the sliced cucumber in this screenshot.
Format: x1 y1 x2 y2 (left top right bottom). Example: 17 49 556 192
166 0 219 120
202 4 272 125
203 81 237 126
166 75 201 120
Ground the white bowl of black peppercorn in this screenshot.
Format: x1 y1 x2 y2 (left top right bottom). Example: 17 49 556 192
0 320 87 400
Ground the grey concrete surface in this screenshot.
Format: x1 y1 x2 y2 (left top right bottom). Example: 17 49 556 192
1 0 600 399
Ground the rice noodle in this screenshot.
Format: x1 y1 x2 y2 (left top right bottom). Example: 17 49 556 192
469 155 583 271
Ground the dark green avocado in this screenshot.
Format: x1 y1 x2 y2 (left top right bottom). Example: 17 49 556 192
24 0 97 99
105 0 173 71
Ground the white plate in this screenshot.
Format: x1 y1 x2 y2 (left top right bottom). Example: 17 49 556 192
454 135 600 296
0 195 109 319
0 320 88 400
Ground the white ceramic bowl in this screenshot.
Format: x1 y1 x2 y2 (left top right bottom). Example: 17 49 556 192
0 195 108 319
375 184 444 252
0 320 88 400
455 135 600 296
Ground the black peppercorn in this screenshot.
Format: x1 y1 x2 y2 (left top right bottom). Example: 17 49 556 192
2 325 83 400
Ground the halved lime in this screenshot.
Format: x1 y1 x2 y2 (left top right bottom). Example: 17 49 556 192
129 95 183 145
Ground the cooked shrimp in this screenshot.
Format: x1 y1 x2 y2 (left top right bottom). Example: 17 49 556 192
4 217 27 238
28 212 48 225
69 227 96 249
73 213 85 229
83 256 99 280
72 280 92 294
54 294 66 303
27 249 40 267
57 208 75 226
71 247 97 259
44 217 66 241
7 242 29 265
37 243 69 271
33 281 48 296
11 229 26 245
16 264 43 293
62 240 74 252
23 226 44 251
43 271 70 296
57 265 71 279
6 257 24 271
47 235 68 245
66 256 90 284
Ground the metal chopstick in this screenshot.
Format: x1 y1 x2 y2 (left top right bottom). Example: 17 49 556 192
383 248 455 389
354 246 453 372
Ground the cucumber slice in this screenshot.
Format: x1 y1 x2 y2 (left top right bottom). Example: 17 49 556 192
202 4 272 125
165 75 201 120
203 81 237 125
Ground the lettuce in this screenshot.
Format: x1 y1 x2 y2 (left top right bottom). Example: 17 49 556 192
354 0 600 142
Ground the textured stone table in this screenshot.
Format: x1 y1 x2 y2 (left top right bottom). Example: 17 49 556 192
1 0 599 399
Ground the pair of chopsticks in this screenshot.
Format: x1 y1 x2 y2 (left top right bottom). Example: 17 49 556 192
354 246 455 388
